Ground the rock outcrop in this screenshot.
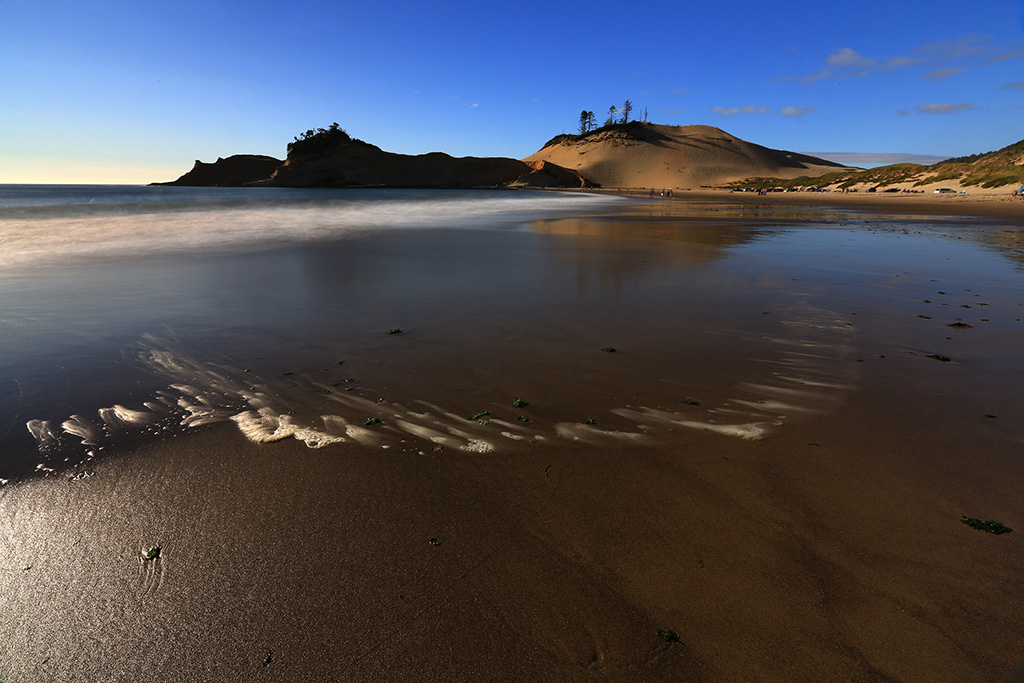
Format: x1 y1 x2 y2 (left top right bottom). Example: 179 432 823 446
154 122 859 190
261 136 581 189
155 133 589 189
153 155 282 187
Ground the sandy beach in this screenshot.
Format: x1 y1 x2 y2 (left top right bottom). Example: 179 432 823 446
707 188 1024 220
1 190 1022 681
601 187 1024 221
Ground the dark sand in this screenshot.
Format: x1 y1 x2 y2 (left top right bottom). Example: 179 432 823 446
2 196 1023 681
617 187 1024 222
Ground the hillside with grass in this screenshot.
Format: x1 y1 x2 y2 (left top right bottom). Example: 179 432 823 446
735 138 1024 192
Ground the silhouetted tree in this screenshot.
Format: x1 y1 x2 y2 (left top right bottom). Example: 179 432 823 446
605 105 618 126
577 110 598 134
621 100 633 124
287 123 352 156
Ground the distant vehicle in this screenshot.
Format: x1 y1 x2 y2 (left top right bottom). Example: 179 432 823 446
866 187 877 193
934 188 956 194
883 188 901 193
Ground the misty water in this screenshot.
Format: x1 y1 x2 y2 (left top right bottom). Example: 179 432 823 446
2 185 1022 484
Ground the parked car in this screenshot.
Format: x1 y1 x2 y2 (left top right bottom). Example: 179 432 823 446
934 188 956 194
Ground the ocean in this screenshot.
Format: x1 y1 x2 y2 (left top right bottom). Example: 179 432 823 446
4 184 1024 681
0 185 624 270
2 184 1023 485
1 185 631 480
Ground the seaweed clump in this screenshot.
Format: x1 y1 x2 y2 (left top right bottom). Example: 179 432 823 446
961 516 1012 535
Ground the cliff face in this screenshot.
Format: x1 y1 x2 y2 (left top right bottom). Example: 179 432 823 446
156 136 589 189
262 138 567 188
153 155 282 187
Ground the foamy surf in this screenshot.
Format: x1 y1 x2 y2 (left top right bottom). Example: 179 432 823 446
20 266 862 467
230 409 346 448
0 187 624 270
22 293 861 471
611 302 858 440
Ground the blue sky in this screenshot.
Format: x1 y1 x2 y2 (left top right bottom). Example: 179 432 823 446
2 0 1022 183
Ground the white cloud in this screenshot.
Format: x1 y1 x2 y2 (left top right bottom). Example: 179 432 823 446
784 35 1024 84
924 67 965 80
710 105 769 117
780 105 815 117
826 48 873 68
919 36 990 61
914 102 976 114
801 152 949 167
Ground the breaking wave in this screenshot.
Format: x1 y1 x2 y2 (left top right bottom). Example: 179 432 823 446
0 187 623 270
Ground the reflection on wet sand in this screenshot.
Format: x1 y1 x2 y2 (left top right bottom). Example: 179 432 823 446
4 193 1024 682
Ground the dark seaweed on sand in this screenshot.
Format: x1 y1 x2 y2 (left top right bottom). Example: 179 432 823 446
961 516 1012 534
657 629 680 643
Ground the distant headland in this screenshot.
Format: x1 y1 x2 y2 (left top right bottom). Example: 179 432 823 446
154 121 1024 193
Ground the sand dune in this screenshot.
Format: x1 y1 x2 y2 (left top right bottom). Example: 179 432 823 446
524 122 853 189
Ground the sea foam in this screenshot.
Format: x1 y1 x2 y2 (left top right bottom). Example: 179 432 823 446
0 187 623 270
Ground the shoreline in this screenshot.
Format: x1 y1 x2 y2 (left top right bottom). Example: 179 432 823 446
572 186 1024 223
2 195 1023 681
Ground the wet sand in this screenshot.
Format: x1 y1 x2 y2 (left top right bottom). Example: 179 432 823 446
615 187 1024 223
2 197 1023 681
